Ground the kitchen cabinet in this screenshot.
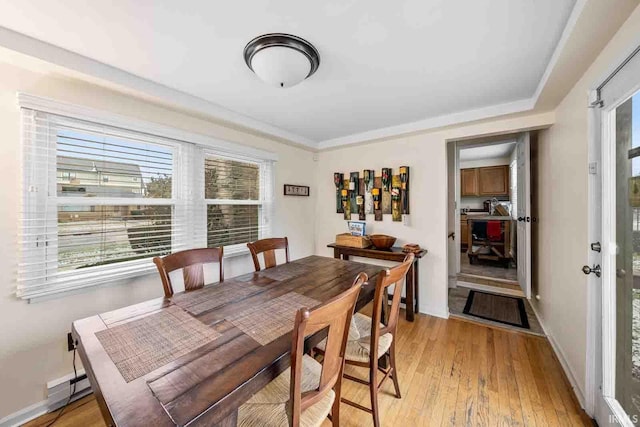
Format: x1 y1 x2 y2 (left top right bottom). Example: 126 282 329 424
460 214 469 251
478 165 509 196
461 169 478 197
461 165 509 197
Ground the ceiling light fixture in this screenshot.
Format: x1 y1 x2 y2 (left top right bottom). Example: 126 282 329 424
244 33 320 88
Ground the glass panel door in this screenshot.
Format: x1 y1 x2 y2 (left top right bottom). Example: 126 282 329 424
614 91 640 423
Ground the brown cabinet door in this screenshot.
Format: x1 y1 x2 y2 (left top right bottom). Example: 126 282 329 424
478 165 509 196
460 216 468 247
460 168 479 196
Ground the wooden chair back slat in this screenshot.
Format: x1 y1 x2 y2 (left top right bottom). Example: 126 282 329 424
153 247 224 297
182 263 205 292
263 249 277 269
246 237 289 271
369 253 414 359
289 272 366 426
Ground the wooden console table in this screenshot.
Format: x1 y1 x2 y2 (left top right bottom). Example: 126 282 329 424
327 243 427 321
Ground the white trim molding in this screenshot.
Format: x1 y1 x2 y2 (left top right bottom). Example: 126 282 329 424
17 92 279 161
0 26 315 149
527 302 588 410
317 98 535 150
0 2 590 152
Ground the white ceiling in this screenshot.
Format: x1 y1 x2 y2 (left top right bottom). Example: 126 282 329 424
0 0 577 147
460 142 516 161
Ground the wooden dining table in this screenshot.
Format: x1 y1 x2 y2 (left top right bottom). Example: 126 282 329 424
72 255 382 427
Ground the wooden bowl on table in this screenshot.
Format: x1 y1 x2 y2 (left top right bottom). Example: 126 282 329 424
369 234 397 250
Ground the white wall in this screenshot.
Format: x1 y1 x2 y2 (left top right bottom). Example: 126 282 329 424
459 156 511 169
314 111 554 318
531 3 640 409
0 61 317 419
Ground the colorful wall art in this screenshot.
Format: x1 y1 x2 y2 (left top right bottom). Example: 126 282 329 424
332 167 411 223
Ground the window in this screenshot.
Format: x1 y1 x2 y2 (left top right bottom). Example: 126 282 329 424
18 101 275 299
205 155 262 248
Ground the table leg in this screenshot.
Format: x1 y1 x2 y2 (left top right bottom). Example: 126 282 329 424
333 248 340 259
414 260 420 315
406 264 415 321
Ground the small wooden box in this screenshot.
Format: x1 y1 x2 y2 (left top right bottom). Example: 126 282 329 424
335 233 372 248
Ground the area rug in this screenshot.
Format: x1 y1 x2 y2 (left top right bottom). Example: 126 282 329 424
462 290 530 329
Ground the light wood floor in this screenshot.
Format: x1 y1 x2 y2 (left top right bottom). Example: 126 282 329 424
25 313 591 427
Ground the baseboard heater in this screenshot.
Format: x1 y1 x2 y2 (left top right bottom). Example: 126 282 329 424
46 370 92 412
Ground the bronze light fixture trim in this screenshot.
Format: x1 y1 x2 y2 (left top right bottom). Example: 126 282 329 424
243 33 320 87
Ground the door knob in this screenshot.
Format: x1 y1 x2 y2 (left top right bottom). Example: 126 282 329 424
582 264 601 278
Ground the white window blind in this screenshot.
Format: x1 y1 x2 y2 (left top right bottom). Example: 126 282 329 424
204 153 273 254
19 106 274 299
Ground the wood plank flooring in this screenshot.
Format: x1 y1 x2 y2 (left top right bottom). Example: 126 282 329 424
25 312 591 427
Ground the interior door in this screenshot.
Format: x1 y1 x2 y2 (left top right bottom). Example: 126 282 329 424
516 132 532 298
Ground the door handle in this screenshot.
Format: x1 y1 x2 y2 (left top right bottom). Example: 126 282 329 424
582 264 601 278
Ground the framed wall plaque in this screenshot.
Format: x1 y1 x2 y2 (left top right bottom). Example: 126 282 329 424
284 184 310 196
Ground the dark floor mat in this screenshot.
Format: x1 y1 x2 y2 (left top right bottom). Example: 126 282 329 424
463 290 530 329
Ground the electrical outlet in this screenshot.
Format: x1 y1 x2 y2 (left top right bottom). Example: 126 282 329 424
67 332 76 352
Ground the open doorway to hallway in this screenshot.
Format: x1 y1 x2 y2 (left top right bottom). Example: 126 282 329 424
447 132 543 334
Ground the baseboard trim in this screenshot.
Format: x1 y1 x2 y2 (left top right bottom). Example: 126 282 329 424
528 303 587 410
421 303 450 319
0 369 91 427
0 399 48 427
547 333 587 408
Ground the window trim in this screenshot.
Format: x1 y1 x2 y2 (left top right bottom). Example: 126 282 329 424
17 93 277 301
17 93 279 162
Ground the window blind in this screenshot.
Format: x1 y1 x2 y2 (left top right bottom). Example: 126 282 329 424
204 153 274 253
18 107 273 300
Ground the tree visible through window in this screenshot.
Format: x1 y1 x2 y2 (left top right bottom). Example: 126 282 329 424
205 156 261 247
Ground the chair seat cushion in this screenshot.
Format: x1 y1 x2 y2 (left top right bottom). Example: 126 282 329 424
238 355 335 427
317 313 393 364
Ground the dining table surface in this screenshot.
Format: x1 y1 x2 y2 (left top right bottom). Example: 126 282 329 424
72 255 383 427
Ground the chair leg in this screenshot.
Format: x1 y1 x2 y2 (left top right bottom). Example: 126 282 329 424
389 344 401 399
332 376 342 427
369 362 380 427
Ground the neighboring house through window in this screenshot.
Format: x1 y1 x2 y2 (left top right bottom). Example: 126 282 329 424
18 95 275 299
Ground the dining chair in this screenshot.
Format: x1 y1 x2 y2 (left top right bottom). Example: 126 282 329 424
153 247 224 297
246 237 290 271
238 272 367 427
316 253 414 427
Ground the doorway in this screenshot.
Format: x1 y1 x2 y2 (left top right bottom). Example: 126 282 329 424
447 133 542 334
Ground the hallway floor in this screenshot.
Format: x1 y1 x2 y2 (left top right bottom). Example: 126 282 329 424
448 285 544 335
460 252 518 282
